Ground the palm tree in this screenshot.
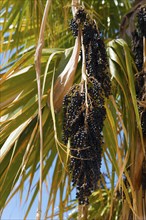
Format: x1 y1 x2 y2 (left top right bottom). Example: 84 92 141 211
0 0 145 219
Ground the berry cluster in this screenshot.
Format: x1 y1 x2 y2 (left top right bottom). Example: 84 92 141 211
70 8 111 97
83 22 111 98
137 6 146 37
63 80 106 204
70 8 87 37
132 6 146 135
132 31 143 72
63 8 111 204
132 7 146 70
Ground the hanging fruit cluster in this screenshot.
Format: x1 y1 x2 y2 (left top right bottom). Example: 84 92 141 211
62 8 111 204
132 6 146 192
132 6 146 135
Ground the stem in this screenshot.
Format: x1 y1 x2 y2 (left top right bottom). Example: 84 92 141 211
35 1 51 219
71 1 88 219
72 0 80 16
79 27 89 220
81 35 88 109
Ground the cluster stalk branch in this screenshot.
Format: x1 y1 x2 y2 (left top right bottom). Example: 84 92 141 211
81 35 88 110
